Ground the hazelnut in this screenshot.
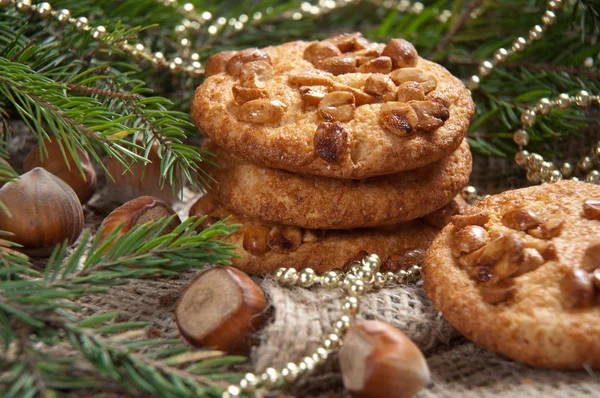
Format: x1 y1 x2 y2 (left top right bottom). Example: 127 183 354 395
0 158 16 188
175 266 267 354
288 69 333 86
355 48 383 66
238 99 286 124
105 139 180 204
242 225 271 256
0 168 84 256
239 60 274 88
314 122 348 163
526 215 564 239
501 208 542 231
204 51 237 77
379 102 418 137
514 247 545 276
357 56 392 73
232 85 268 105
452 225 489 257
581 241 600 272
382 39 418 69
523 240 558 262
188 192 219 218
339 320 430 398
477 234 524 282
451 211 490 229
562 268 595 308
267 225 303 253
316 56 357 75
480 279 516 304
98 196 181 247
408 100 450 132
381 248 426 273
226 48 271 76
364 74 397 102
426 91 451 108
302 229 326 243
303 41 342 64
583 198 600 220
422 199 461 229
332 83 376 106
396 81 425 103
458 245 486 269
24 138 97 204
326 33 365 52
300 85 330 106
318 91 356 122
389 68 437 93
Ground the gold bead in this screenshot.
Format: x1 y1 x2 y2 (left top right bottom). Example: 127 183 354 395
571 176 580 182
91 26 107 40
36 2 52 18
224 385 241 397
75 17 89 32
547 0 562 10
347 279 365 297
56 9 71 23
342 296 359 314
548 170 562 183
260 367 279 388
274 267 286 280
493 48 509 63
461 186 478 202
385 272 396 282
298 268 316 287
515 150 530 166
542 10 556 25
520 109 536 126
15 0 32 12
322 269 343 289
560 162 574 178
347 262 363 276
356 268 374 283
586 170 600 184
592 142 600 161
362 253 380 271
342 273 357 288
529 24 544 41
512 37 528 52
527 153 544 170
372 272 386 289
281 363 299 382
575 90 592 107
324 333 341 350
555 93 571 110
333 315 351 335
526 169 541 184
467 75 480 90
300 356 315 371
478 60 493 77
282 268 299 286
539 161 555 179
513 129 530 146
316 347 329 360
239 373 259 391
578 156 594 173
536 98 552 115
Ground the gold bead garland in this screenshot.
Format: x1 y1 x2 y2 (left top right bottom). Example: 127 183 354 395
466 0 564 90
514 91 600 185
222 254 422 397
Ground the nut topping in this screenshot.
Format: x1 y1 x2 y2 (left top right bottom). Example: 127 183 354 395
379 102 418 137
581 241 600 272
478 234 524 283
300 85 330 106
514 248 545 276
288 69 333 86
480 279 516 304
303 41 342 65
357 56 392 73
381 248 426 273
267 226 303 253
382 38 418 69
238 99 285 124
526 216 564 239
451 211 490 229
452 225 489 257
364 74 397 101
562 268 595 308
205 51 237 77
583 198 600 220
389 68 437 93
232 85 268 105
396 81 425 103
426 91 451 108
242 225 271 256
314 122 348 163
316 56 357 75
523 240 557 261
318 91 356 122
593 268 600 289
226 48 271 76
239 61 274 88
502 208 542 231
332 83 376 106
326 33 365 52
302 229 326 243
409 100 450 133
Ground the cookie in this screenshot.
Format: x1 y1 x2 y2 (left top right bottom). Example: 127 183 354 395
192 33 475 179
423 181 600 369
189 195 446 275
203 139 471 229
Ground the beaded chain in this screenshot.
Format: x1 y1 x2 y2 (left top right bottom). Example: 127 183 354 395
222 254 421 397
514 91 600 185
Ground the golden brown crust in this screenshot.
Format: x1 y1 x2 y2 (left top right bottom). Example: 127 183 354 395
423 181 600 369
192 39 475 179
203 139 471 229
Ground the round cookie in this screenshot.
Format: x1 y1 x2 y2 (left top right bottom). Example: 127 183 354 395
423 181 600 369
192 34 475 179
188 194 450 276
203 139 471 229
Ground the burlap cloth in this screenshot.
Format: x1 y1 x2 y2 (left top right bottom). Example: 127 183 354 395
7 120 600 397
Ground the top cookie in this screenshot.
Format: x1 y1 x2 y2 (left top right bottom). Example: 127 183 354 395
423 181 600 369
192 33 475 179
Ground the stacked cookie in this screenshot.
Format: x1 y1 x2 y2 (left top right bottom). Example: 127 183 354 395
190 33 475 275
